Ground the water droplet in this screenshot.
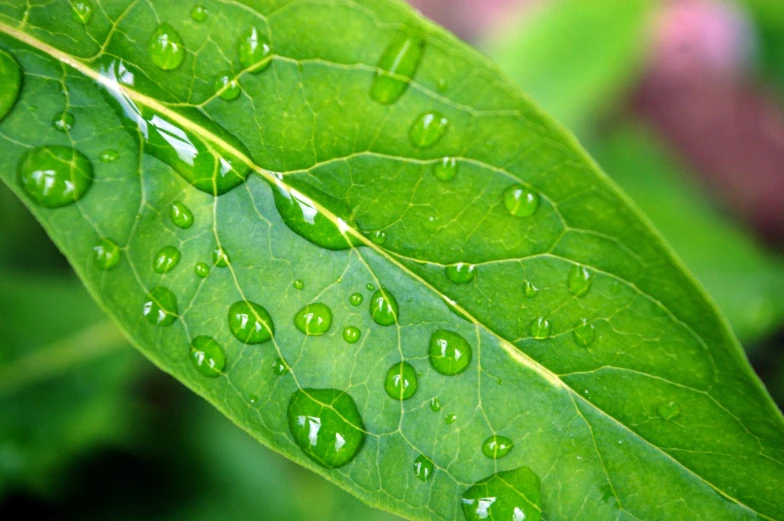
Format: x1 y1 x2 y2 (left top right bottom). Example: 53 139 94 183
149 23 186 71
429 397 442 412
342 326 361 344
287 388 366 468
190 336 225 378
433 157 457 182
170 201 194 229
446 263 476 284
294 303 333 335
369 289 398 326
18 145 93 208
370 32 425 105
530 317 551 340
52 111 74 132
657 401 680 421
429 329 472 375
100 149 118 163
194 262 210 278
445 414 458 425
0 50 21 123
93 238 121 270
409 111 449 148
568 264 593 297
573 319 595 347
214 72 241 101
482 435 514 459
413 454 434 482
437 77 448 91
503 184 540 217
153 245 181 274
238 27 272 73
249 394 259 404
190 4 207 22
229 300 274 344
212 247 229 267
142 286 178 326
384 362 418 400
366 283 375 291
523 280 538 297
272 357 289 376
71 0 93 24
610 280 621 294
293 279 305 290
368 230 387 245
462 467 542 521
349 293 363 306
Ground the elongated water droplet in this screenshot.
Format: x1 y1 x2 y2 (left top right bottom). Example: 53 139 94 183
293 279 305 290
142 286 178 326
523 280 538 297
429 397 442 412
153 245 181 273
349 293 363 306
446 263 476 284
72 0 93 23
100 149 118 162
370 288 398 326
482 435 514 459
287 388 366 468
294 303 333 335
429 329 472 375
384 362 418 400
433 157 457 182
190 336 225 378
18 145 93 208
190 4 207 22
409 111 449 148
503 184 540 217
568 264 593 297
214 72 241 101
445 414 458 425
342 326 361 344
462 467 542 521
370 32 425 105
52 111 74 132
530 317 551 340
229 300 274 344
413 454 434 482
573 319 595 347
149 24 185 71
194 262 210 278
366 283 375 292
170 201 194 229
238 27 272 73
368 230 387 245
93 238 121 270
0 49 21 123
272 357 289 376
212 247 229 267
657 401 680 420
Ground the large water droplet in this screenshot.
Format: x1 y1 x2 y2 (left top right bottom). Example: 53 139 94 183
369 32 425 105
568 264 593 297
342 326 361 344
93 238 121 270
153 245 181 274
142 286 178 326
18 145 93 208
190 336 225 378
446 263 476 284
149 23 186 71
170 201 194 229
287 388 366 468
409 111 449 148
194 262 210 278
657 401 680 421
52 111 74 132
369 288 398 326
523 280 538 298
294 303 333 335
433 157 457 182
238 27 272 73
530 317 551 340
0 49 21 123
482 435 514 459
349 293 363 306
413 454 434 482
214 72 241 101
430 397 442 412
272 357 289 376
212 246 229 267
429 329 472 375
384 362 418 400
100 149 118 163
190 4 207 22
72 0 93 24
229 300 274 344
503 184 540 217
462 467 542 521
573 319 595 347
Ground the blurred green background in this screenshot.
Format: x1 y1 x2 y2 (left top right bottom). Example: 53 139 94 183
2 0 784 518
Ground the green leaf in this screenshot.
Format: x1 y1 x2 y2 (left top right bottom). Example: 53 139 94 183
0 1 782 520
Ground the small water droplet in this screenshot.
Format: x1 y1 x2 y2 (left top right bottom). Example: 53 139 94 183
190 336 225 378
149 23 186 71
657 401 680 421
437 77 448 91
190 4 207 22
99 149 118 162
170 201 194 229
238 26 272 73
433 157 457 181
71 0 93 24
142 286 178 326
429 329 472 375
272 357 289 376
409 111 449 148
293 279 305 290
568 264 593 297
349 292 363 306
194 262 210 278
384 361 418 400
530 317 551 340
93 238 121 270
445 414 458 425
462 467 542 521
368 230 387 245
249 394 259 404
573 319 595 347
429 397 442 412
370 32 425 105
287 388 365 468
413 454 434 482
481 435 514 459
214 72 241 101
212 246 230 267
369 288 398 326
366 283 375 292
294 303 333 335
229 300 274 344
503 184 540 217
342 326 361 344
52 111 74 132
153 245 181 274
610 280 621 294
446 263 476 284
18 145 93 208
523 280 538 297
0 50 22 123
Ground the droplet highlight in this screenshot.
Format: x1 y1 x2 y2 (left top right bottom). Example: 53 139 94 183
194 262 210 278
429 329 472 375
429 397 442 412
52 111 74 132
530 317 551 340
482 435 514 459
170 201 194 229
369 32 425 105
293 279 305 290
433 157 457 182
523 280 538 298
503 184 540 217
93 238 121 270
446 263 476 284
413 454 434 482
18 145 93 208
0 49 22 122
238 27 272 73
71 0 93 24
272 357 289 376
294 303 333 335
573 319 595 347
342 326 361 344
368 230 387 245
190 336 225 378
149 23 186 71
212 247 229 267
229 300 274 344
369 288 398 326
384 362 418 400
99 149 119 163
214 72 241 101
349 293 363 306
568 264 593 297
657 401 680 421
190 4 207 22
142 286 178 327
409 111 449 148
445 414 458 425
153 245 181 274
462 467 542 521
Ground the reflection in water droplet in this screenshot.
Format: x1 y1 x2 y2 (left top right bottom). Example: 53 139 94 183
272 357 289 376
214 72 241 101
368 230 387 245
366 283 375 292
462 467 542 521
503 184 540 217
409 111 449 148
573 319 595 347
530 317 551 340
482 435 514 459
446 263 476 284
153 245 181 274
445 414 457 425
0 50 21 123
523 280 538 298
287 388 366 468
349 293 363 306
229 300 274 344
52 111 74 132
370 289 398 326
429 329 472 375
18 145 93 208
413 454 434 482
93 238 121 270
384 362 418 400
142 286 178 326
657 401 680 421
293 279 305 290
170 201 194 229
100 149 119 162
568 264 593 297
149 23 186 71
194 262 210 278
190 336 225 378
238 27 272 73
429 397 442 412
72 0 93 24
342 326 361 344
370 32 425 105
190 4 207 22
294 303 333 335
212 247 230 267
433 157 457 181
